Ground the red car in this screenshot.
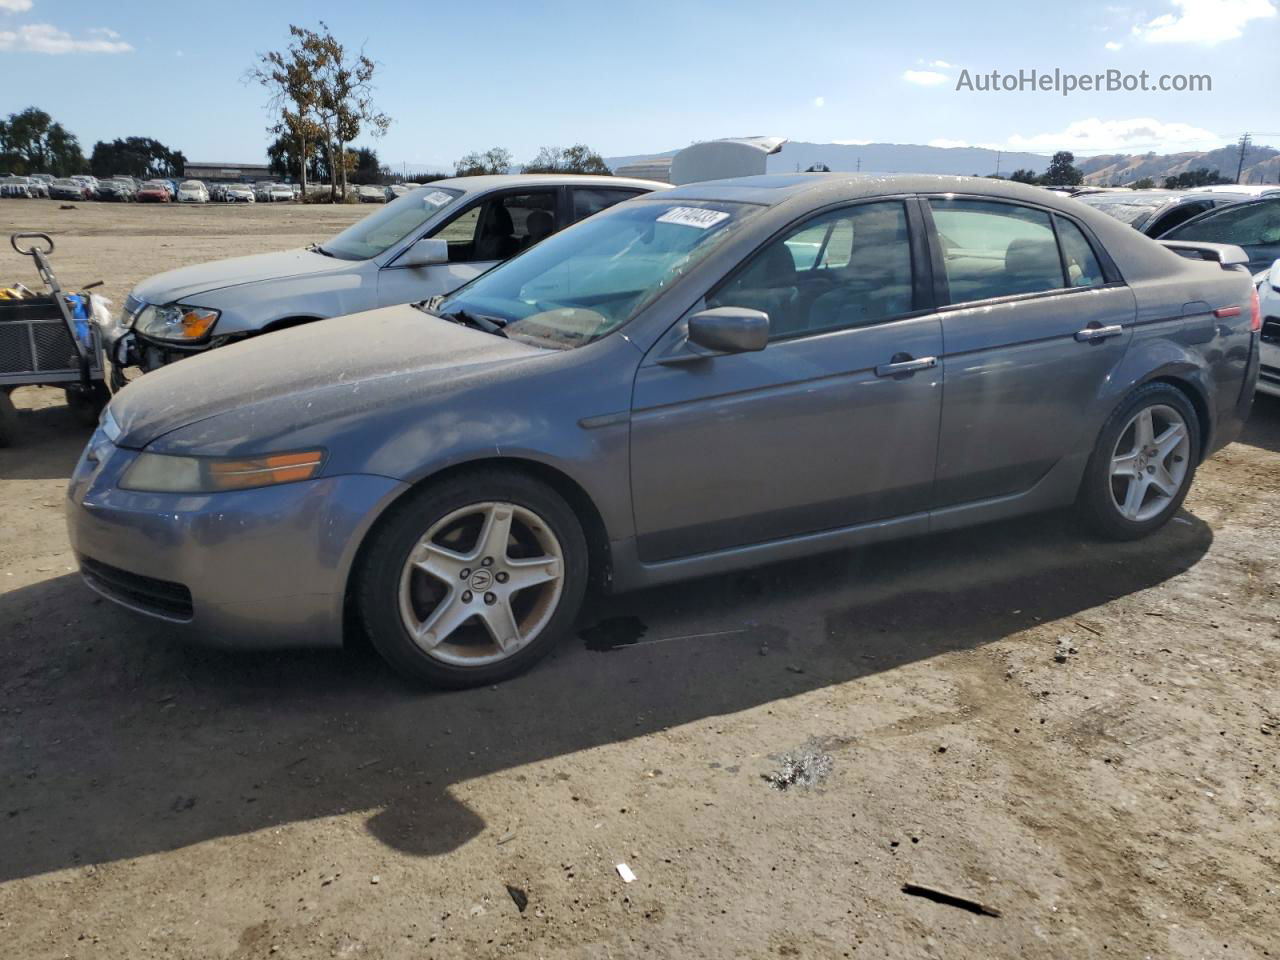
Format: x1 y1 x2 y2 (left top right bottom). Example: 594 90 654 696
136 181 171 203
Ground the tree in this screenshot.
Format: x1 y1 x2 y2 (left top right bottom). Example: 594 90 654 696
287 23 391 200
248 31 325 195
89 137 185 179
455 147 513 176
0 107 86 176
1131 177 1156 190
519 144 610 175
1042 151 1083 187
350 147 383 184
1162 167 1232 190
1008 168 1039 184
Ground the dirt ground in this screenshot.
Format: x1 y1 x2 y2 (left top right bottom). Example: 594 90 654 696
1 200 1277 959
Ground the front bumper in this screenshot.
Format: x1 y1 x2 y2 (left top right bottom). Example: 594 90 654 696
65 426 408 648
1259 330 1280 398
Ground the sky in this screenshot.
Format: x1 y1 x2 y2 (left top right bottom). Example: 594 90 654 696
0 0 1276 171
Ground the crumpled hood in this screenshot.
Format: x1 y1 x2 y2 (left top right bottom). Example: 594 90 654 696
130 248 347 305
109 306 545 449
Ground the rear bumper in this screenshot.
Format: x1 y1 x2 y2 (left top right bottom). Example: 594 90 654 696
65 429 407 648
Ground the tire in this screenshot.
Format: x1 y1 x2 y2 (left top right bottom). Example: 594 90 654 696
1077 382 1201 540
0 389 18 447
64 384 109 427
357 469 588 688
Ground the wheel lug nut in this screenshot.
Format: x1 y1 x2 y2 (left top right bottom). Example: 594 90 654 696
481 557 494 567
1146 465 1155 474
495 572 509 584
484 592 496 605
462 590 473 603
460 568 471 579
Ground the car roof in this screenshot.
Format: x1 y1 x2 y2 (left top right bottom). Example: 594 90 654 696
429 173 668 193
653 172 1111 212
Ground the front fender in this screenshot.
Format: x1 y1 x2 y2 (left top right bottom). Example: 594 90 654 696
200 272 377 337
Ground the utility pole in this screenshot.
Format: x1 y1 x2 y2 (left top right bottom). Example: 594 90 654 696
1235 133 1252 184
856 157 861 172
995 150 1001 177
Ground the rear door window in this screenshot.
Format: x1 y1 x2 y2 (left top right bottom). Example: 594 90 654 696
930 199 1065 303
572 188 644 223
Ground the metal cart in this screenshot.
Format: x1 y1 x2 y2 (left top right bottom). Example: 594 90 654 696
0 232 108 446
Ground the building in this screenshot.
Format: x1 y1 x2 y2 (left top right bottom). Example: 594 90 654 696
614 137 787 185
182 162 272 184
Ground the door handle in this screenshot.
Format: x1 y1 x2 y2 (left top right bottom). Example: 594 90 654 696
1074 324 1124 342
875 354 937 378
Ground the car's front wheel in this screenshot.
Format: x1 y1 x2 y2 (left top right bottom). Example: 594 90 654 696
357 470 588 687
1078 382 1200 540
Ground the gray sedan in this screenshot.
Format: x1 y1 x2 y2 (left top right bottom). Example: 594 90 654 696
68 174 1260 687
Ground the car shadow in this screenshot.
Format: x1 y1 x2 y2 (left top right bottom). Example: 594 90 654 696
0 399 93 480
1237 394 1280 453
0 510 1212 882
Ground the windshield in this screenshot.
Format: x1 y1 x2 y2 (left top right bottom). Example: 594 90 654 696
434 199 761 349
1162 197 1280 245
180 181 202 189
1076 193 1171 226
323 186 463 260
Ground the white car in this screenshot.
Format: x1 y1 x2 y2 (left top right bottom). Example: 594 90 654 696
177 180 209 203
224 183 255 203
267 183 293 202
115 174 666 371
0 175 34 198
1259 260 1280 398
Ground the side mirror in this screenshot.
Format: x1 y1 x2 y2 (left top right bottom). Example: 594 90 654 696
400 237 449 268
686 306 769 354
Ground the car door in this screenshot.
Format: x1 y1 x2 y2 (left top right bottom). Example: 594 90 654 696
925 197 1136 506
628 199 944 562
1160 196 1280 272
376 188 562 307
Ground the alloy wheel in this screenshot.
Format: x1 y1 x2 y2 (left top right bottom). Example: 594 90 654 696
1109 403 1191 523
398 501 564 666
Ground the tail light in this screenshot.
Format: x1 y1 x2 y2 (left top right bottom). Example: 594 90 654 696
1252 286 1262 333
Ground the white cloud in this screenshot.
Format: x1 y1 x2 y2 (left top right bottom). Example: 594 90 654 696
1005 117 1220 152
812 96 825 108
929 59 955 68
903 69 950 87
929 138 971 149
1105 40 1124 49
1132 0 1276 45
0 0 33 12
0 22 132 53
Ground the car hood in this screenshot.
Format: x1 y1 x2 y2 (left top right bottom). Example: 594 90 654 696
130 248 349 304
108 306 545 449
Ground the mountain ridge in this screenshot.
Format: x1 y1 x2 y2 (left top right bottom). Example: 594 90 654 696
606 140 1279 185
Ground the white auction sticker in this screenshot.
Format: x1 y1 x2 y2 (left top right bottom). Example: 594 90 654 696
423 190 454 206
656 207 730 230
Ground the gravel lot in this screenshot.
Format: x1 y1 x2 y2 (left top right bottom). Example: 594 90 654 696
1 200 1278 959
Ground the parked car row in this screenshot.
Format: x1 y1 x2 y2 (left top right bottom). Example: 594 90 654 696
77 173 1264 688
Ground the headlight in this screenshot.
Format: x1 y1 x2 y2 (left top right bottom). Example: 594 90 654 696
134 303 220 343
119 450 325 493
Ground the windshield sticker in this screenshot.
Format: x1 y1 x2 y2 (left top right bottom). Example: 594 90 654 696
423 190 454 207
656 207 730 230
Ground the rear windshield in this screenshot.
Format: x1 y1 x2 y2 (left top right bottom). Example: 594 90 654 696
1076 193 1172 226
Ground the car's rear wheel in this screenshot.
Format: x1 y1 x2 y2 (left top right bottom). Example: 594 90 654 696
1078 383 1200 540
357 470 588 687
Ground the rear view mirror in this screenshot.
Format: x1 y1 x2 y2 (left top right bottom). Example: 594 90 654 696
400 238 449 268
686 306 769 354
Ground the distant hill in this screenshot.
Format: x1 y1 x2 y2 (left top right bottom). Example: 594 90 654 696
607 140 1280 185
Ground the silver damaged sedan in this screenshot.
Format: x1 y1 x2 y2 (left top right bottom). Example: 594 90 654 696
68 174 1262 686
